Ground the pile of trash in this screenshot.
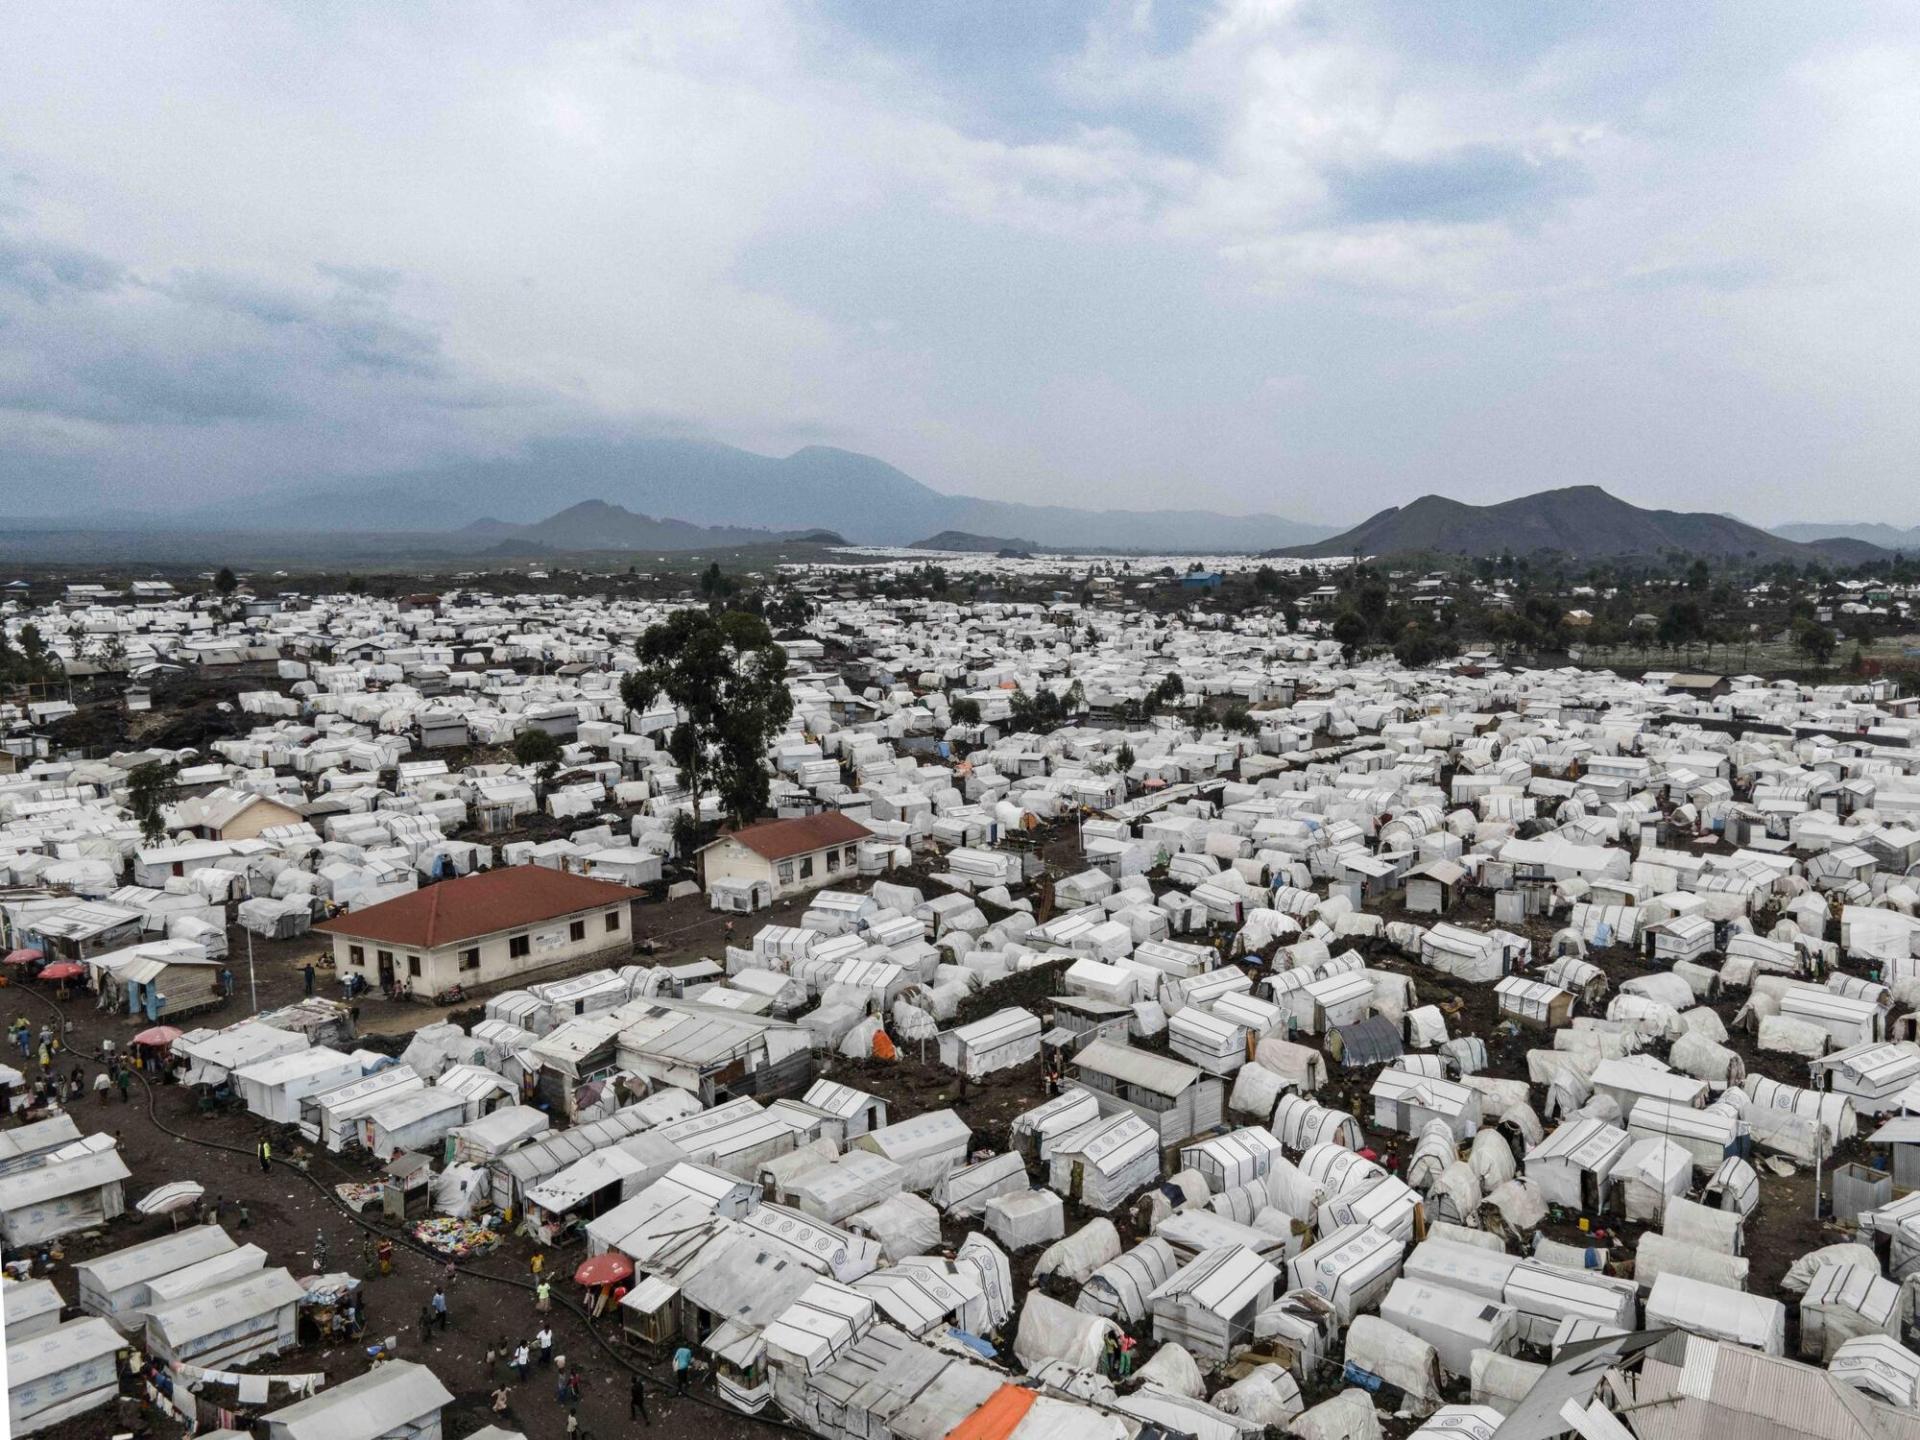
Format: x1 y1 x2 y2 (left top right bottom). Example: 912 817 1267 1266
410 1215 502 1257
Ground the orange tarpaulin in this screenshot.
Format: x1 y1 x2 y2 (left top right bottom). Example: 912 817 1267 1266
871 1029 897 1061
944 1384 1036 1440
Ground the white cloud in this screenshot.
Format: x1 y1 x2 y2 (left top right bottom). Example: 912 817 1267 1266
0 2 1914 524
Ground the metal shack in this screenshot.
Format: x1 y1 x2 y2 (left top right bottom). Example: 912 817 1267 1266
0 1144 131 1247
1148 1243 1281 1362
1070 1039 1224 1148
261 1358 453 1440
76 1225 240 1329
143 1265 305 1368
6 1316 125 1437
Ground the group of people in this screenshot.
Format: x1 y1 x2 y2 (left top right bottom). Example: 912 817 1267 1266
9 1014 61 1069
6 1019 133 1115
487 1326 595 1424
1102 1330 1138 1378
416 1286 451 1340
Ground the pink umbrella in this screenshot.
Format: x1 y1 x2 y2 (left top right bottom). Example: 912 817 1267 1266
575 1252 634 1287
133 1025 183 1047
2 948 43 965
38 961 84 982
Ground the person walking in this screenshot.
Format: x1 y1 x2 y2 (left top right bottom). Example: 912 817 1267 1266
220 967 234 999
484 1341 498 1381
535 1280 552 1313
673 1344 693 1395
94 1071 111 1105
431 1287 448 1330
116 1065 131 1103
529 1251 545 1281
536 1325 554 1367
629 1374 651 1425
418 1304 435 1345
303 963 316 997
257 1138 271 1173
313 1230 329 1272
237 1202 251 1229
513 1342 531 1381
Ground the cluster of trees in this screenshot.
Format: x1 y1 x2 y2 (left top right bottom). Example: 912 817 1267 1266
1008 679 1085 734
1327 580 1460 668
0 624 61 686
1110 672 1184 723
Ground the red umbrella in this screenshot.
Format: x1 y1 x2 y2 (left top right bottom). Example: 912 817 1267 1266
133 1025 184 1047
3 948 43 965
574 1253 634 1288
38 961 84 982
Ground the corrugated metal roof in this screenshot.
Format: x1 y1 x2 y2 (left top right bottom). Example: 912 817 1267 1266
1073 1038 1201 1095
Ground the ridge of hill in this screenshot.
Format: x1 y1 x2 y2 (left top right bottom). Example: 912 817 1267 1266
1277 485 1887 563
911 530 1042 554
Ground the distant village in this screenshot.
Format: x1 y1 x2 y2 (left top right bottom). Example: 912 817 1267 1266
5 544 1920 1440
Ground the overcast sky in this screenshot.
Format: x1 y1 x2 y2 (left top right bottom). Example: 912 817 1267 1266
3 2 1915 525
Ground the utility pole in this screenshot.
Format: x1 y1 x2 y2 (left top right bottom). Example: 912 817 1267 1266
1808 1057 1825 1220
246 928 258 1014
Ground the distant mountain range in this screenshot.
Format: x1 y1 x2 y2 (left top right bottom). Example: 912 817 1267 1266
1770 520 1920 550
180 436 1340 551
1277 486 1888 563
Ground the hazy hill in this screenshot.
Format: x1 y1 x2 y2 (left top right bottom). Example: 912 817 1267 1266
1278 485 1886 563
1772 520 1920 550
496 499 804 551
911 530 1043 554
186 436 1339 551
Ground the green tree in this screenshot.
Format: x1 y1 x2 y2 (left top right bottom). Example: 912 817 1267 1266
215 567 238 597
126 761 179 846
949 697 982 725
512 726 564 786
1115 743 1135 774
1331 610 1368 662
91 633 129 672
1657 600 1707 660
9 624 61 682
1220 705 1260 735
1794 620 1837 669
1356 584 1391 638
619 609 793 833
1393 625 1457 668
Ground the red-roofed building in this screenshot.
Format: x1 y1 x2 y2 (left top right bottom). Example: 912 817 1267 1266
699 813 874 902
314 865 642 996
